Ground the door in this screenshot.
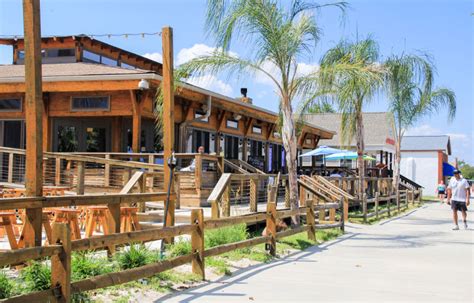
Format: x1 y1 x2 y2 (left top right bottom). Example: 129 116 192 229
224 135 242 160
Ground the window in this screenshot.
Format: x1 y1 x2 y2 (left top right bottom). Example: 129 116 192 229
194 111 209 122
273 131 281 138
252 125 262 134
71 96 110 111
121 63 136 69
101 56 117 67
57 49 75 57
0 98 22 112
226 119 239 129
83 50 101 63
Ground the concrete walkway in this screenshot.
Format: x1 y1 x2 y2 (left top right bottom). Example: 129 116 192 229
162 202 473 302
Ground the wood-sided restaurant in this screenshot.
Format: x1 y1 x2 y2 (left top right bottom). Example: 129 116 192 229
0 35 334 176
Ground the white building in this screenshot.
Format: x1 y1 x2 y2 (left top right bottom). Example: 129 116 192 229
400 135 451 195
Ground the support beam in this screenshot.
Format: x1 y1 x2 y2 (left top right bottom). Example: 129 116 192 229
23 0 43 247
130 90 142 153
162 26 175 193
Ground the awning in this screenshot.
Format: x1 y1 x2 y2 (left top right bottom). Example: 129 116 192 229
299 146 346 157
443 162 456 177
325 151 376 161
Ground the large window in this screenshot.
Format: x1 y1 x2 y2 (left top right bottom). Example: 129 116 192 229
71 96 110 111
83 49 117 66
0 98 22 112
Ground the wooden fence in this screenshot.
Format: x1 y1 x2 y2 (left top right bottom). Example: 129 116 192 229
0 198 343 302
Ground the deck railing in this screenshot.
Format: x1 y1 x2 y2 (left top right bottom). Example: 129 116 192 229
208 173 289 218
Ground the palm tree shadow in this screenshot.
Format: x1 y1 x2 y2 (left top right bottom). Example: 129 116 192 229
155 233 358 302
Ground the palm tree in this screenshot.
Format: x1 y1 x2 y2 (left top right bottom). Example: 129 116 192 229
385 54 456 193
316 38 385 204
178 0 382 224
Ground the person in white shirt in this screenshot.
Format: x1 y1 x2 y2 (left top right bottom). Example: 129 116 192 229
447 170 471 230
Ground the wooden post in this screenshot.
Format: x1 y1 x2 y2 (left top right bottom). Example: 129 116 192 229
362 193 367 223
194 154 203 191
266 202 277 256
299 186 306 207
162 26 175 195
339 197 345 232
306 200 316 241
418 189 423 204
222 186 231 217
55 157 61 186
211 200 220 219
405 189 409 208
148 155 155 189
410 189 415 204
104 154 110 187
387 192 391 217
76 161 85 195
23 0 43 247
343 197 349 222
130 90 142 153
191 209 205 280
397 189 401 213
284 180 290 208
174 174 181 209
7 152 13 183
250 178 258 213
375 192 379 220
51 223 71 303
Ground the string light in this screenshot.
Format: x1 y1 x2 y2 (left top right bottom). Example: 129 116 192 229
0 32 162 39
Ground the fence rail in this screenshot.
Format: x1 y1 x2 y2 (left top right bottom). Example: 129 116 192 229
0 198 343 302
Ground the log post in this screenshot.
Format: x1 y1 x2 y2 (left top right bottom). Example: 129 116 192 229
76 161 85 195
306 199 316 241
191 209 205 280
299 186 306 207
222 186 230 217
174 174 181 209
418 189 423 204
362 193 367 223
162 26 175 196
7 152 13 183
375 192 379 220
55 157 61 186
284 180 290 208
211 200 220 219
343 197 349 222
266 202 277 256
387 192 391 217
23 0 43 248
194 154 203 191
249 178 258 213
148 155 154 188
339 197 345 232
104 154 110 187
51 223 71 303
410 189 415 204
397 189 401 213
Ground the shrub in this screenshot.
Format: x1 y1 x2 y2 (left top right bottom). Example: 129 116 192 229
165 240 192 258
205 224 248 248
0 272 13 299
116 244 152 270
21 262 51 291
72 252 115 281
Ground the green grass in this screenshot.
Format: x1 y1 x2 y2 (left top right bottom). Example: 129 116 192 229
349 202 422 224
0 272 13 299
422 195 439 201
116 244 155 270
206 257 232 275
20 261 51 292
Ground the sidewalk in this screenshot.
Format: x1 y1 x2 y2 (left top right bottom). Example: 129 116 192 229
161 201 473 302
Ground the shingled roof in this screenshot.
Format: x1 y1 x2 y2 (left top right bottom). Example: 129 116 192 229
401 135 451 155
303 112 396 152
0 62 152 82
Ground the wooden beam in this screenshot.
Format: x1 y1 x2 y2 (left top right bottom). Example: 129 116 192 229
130 90 142 152
297 131 307 147
162 26 174 187
23 0 43 247
244 117 254 137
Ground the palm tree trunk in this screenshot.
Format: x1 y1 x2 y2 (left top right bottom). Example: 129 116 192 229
281 100 300 226
392 137 401 195
356 112 366 214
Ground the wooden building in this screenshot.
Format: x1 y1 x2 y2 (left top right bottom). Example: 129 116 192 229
0 35 334 174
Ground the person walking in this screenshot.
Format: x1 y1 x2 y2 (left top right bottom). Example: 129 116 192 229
447 170 471 230
436 180 446 204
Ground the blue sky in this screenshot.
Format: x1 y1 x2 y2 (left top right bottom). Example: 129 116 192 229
1 0 472 163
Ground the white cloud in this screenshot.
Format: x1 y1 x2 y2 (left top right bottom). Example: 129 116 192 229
253 60 319 87
176 43 237 65
187 75 233 96
143 52 162 63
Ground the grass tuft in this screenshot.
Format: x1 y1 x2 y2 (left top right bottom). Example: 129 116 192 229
21 261 51 291
0 272 13 299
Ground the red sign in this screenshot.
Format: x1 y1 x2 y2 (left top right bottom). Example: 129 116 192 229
386 138 395 145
